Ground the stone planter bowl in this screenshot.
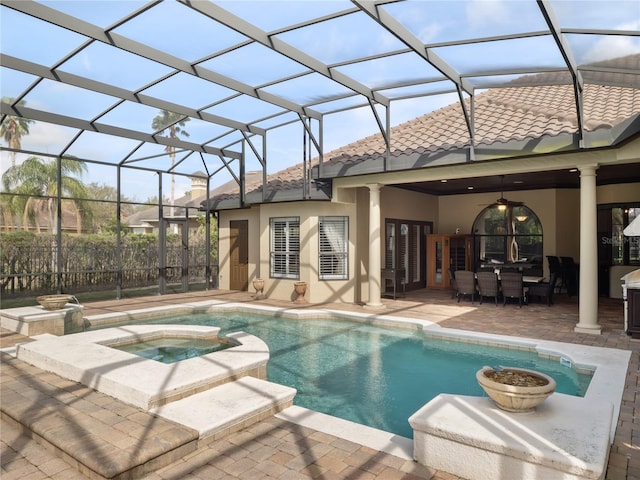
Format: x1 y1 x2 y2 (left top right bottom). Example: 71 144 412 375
476 366 556 413
37 294 73 311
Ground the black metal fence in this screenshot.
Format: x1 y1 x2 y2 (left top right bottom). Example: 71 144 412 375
1 233 210 297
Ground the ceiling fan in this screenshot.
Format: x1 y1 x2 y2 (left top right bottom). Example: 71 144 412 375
480 175 524 208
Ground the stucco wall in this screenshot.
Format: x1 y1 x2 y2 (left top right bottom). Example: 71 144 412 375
597 183 640 204
257 201 358 303
219 202 358 303
554 189 580 261
380 186 438 222
217 181 638 303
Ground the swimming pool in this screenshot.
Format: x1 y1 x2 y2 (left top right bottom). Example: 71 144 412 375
90 309 592 439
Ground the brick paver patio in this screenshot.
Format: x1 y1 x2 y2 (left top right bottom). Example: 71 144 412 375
1 288 638 479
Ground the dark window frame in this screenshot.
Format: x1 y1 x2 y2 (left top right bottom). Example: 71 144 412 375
598 203 640 266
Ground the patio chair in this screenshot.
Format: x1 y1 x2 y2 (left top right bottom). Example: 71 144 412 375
500 266 520 273
560 256 579 297
546 255 564 293
500 271 525 307
526 272 559 306
454 270 476 304
476 271 499 305
448 268 457 299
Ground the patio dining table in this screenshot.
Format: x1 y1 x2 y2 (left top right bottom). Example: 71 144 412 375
475 272 545 284
523 276 545 284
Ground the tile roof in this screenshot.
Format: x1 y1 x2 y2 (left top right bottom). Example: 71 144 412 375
209 162 318 204
204 59 640 208
326 82 640 163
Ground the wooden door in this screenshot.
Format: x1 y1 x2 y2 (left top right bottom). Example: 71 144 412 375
230 220 248 291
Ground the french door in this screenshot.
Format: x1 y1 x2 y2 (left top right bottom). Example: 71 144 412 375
384 219 432 291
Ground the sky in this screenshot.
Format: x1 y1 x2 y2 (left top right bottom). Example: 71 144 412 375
1 0 639 203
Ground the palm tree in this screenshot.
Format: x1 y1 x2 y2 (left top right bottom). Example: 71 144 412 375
1 156 89 233
1 97 34 169
151 110 190 222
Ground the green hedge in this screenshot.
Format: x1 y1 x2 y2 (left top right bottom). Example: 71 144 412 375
0 232 212 296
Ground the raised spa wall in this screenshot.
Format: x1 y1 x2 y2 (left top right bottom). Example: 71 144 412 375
0 304 84 336
13 324 271 410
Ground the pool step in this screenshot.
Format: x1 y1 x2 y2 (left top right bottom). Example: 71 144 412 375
150 376 297 441
1 352 200 480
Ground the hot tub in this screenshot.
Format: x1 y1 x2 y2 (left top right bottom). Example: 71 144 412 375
112 335 239 363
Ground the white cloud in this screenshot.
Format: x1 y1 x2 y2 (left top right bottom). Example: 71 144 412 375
174 178 190 199
418 23 445 44
81 50 93 72
466 0 510 30
25 122 73 152
584 36 640 63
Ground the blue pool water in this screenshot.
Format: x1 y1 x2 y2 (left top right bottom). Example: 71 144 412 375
97 311 592 438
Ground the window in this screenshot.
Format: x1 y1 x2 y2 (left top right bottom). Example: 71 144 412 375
598 205 640 266
472 205 543 272
270 217 300 278
319 216 348 280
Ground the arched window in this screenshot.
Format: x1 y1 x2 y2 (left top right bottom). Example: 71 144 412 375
472 204 543 273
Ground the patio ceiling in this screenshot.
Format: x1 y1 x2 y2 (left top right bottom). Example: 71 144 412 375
1 0 639 195
400 164 640 196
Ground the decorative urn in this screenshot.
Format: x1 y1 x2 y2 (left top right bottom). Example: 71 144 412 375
252 278 265 299
476 366 556 413
294 281 308 303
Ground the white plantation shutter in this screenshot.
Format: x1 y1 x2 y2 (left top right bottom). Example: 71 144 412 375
270 217 299 278
385 223 395 268
319 216 348 280
412 225 420 281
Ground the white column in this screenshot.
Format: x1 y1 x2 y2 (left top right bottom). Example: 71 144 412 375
367 183 384 308
575 164 601 334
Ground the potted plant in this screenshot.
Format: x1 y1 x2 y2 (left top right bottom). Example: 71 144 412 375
476 365 556 413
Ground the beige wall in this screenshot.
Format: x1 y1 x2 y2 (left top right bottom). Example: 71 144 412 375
554 189 580 261
381 186 438 222
597 183 640 204
219 201 359 303
217 207 261 291
259 201 359 303
218 181 638 304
